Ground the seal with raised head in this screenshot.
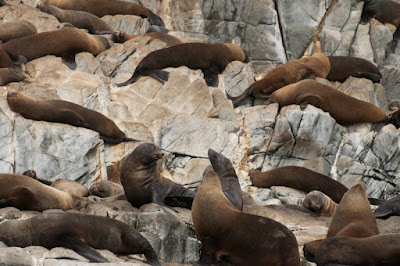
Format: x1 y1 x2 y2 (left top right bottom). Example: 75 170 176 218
0 211 160 265
0 68 25 86
51 179 89 197
374 195 400 219
0 174 88 211
1 28 110 62
326 55 382 82
39 5 114 35
302 190 337 217
111 30 182 47
21 169 37 179
43 0 164 26
265 79 388 125
89 180 124 198
192 166 301 265
119 143 196 209
117 42 248 87
227 52 330 104
7 92 135 144
0 20 37 43
208 148 243 210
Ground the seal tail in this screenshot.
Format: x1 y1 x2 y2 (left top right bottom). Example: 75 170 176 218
147 12 165 27
226 87 252 105
147 69 170 84
116 71 141 87
122 137 138 142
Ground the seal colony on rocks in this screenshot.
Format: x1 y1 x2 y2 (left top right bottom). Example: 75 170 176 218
117 42 248 87
6 92 135 144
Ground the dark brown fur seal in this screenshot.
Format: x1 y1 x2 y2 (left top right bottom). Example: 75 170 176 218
250 166 347 203
192 166 301 265
6 92 135 144
0 211 160 265
0 174 88 211
228 52 330 104
265 79 388 125
89 180 124 198
327 55 382 82
374 195 400 219
21 170 37 179
0 20 37 43
38 5 114 34
43 0 165 26
208 149 243 210
111 31 183 47
119 143 196 209
117 42 248 87
0 68 25 85
1 28 110 62
51 179 89 197
302 190 337 216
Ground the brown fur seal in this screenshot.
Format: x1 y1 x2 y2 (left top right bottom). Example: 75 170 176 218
327 55 382 82
6 92 135 144
0 20 37 43
21 170 37 179
89 180 124 198
111 31 183 47
51 179 89 197
192 166 301 265
0 211 160 265
265 79 388 125
119 143 196 209
0 47 14 68
38 5 114 35
302 190 337 216
0 68 25 86
117 42 248 87
0 174 88 211
208 149 243 210
374 195 400 219
228 52 330 104
250 166 347 203
1 28 110 62
43 0 165 26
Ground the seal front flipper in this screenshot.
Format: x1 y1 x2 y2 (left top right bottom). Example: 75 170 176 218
296 94 322 110
147 12 165 27
164 195 195 209
61 237 109 263
353 72 382 83
202 68 219 87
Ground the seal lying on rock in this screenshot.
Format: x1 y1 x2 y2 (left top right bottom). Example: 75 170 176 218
302 190 337 217
89 180 124 198
0 211 161 265
111 30 183 47
0 20 37 43
51 179 89 197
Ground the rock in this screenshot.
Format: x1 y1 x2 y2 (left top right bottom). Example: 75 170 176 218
0 247 35 266
271 186 307 205
0 207 22 221
381 65 400 101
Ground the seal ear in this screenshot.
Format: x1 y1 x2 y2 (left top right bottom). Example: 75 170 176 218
296 94 322 110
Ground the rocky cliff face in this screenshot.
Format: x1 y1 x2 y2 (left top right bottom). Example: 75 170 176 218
1 0 400 265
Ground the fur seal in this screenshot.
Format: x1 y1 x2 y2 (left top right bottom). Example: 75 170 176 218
89 180 124 198
111 31 182 47
0 174 88 211
21 170 37 179
302 190 337 217
265 79 388 125
51 179 89 197
227 52 330 104
0 20 37 43
208 149 243 210
0 47 14 68
117 42 248 87
326 55 382 82
389 99 400 112
0 211 160 265
7 92 135 144
1 28 110 62
388 109 400 128
192 166 301 265
38 5 114 35
0 68 25 86
374 195 400 219
43 0 165 26
119 143 196 209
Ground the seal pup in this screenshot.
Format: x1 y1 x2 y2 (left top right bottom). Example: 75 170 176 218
38 5 114 35
117 42 248 87
89 180 124 198
119 143 196 209
111 30 183 47
7 92 135 144
0 68 25 86
302 190 337 216
227 52 330 104
51 179 89 197
0 20 37 43
208 149 243 210
0 211 161 265
43 0 165 27
326 55 382 82
265 79 388 125
192 166 301 265
374 195 400 219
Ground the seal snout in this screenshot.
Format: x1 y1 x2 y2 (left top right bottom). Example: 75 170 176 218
154 150 164 160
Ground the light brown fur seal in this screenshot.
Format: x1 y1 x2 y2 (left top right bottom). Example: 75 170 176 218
117 42 248 87
51 179 89 197
228 52 330 104
111 31 183 47
7 92 135 144
265 79 388 125
39 5 114 34
43 0 164 26
89 180 124 198
0 211 160 265
1 28 110 62
302 190 337 217
192 166 301 265
0 20 37 43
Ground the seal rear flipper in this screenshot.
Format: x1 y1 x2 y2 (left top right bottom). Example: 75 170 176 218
147 12 165 27
117 71 142 87
144 69 169 84
353 72 382 83
296 94 322 110
164 195 194 209
368 197 385 205
62 237 109 263
374 208 393 219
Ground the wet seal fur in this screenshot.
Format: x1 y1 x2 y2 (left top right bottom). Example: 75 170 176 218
0 211 160 265
7 92 135 144
192 166 301 265
111 30 183 47
89 180 124 198
265 79 388 125
374 195 400 219
302 190 337 216
51 179 89 197
117 42 248 87
119 143 196 209
39 5 114 34
228 52 330 104
0 174 88 211
0 20 37 43
44 0 165 26
327 55 382 82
